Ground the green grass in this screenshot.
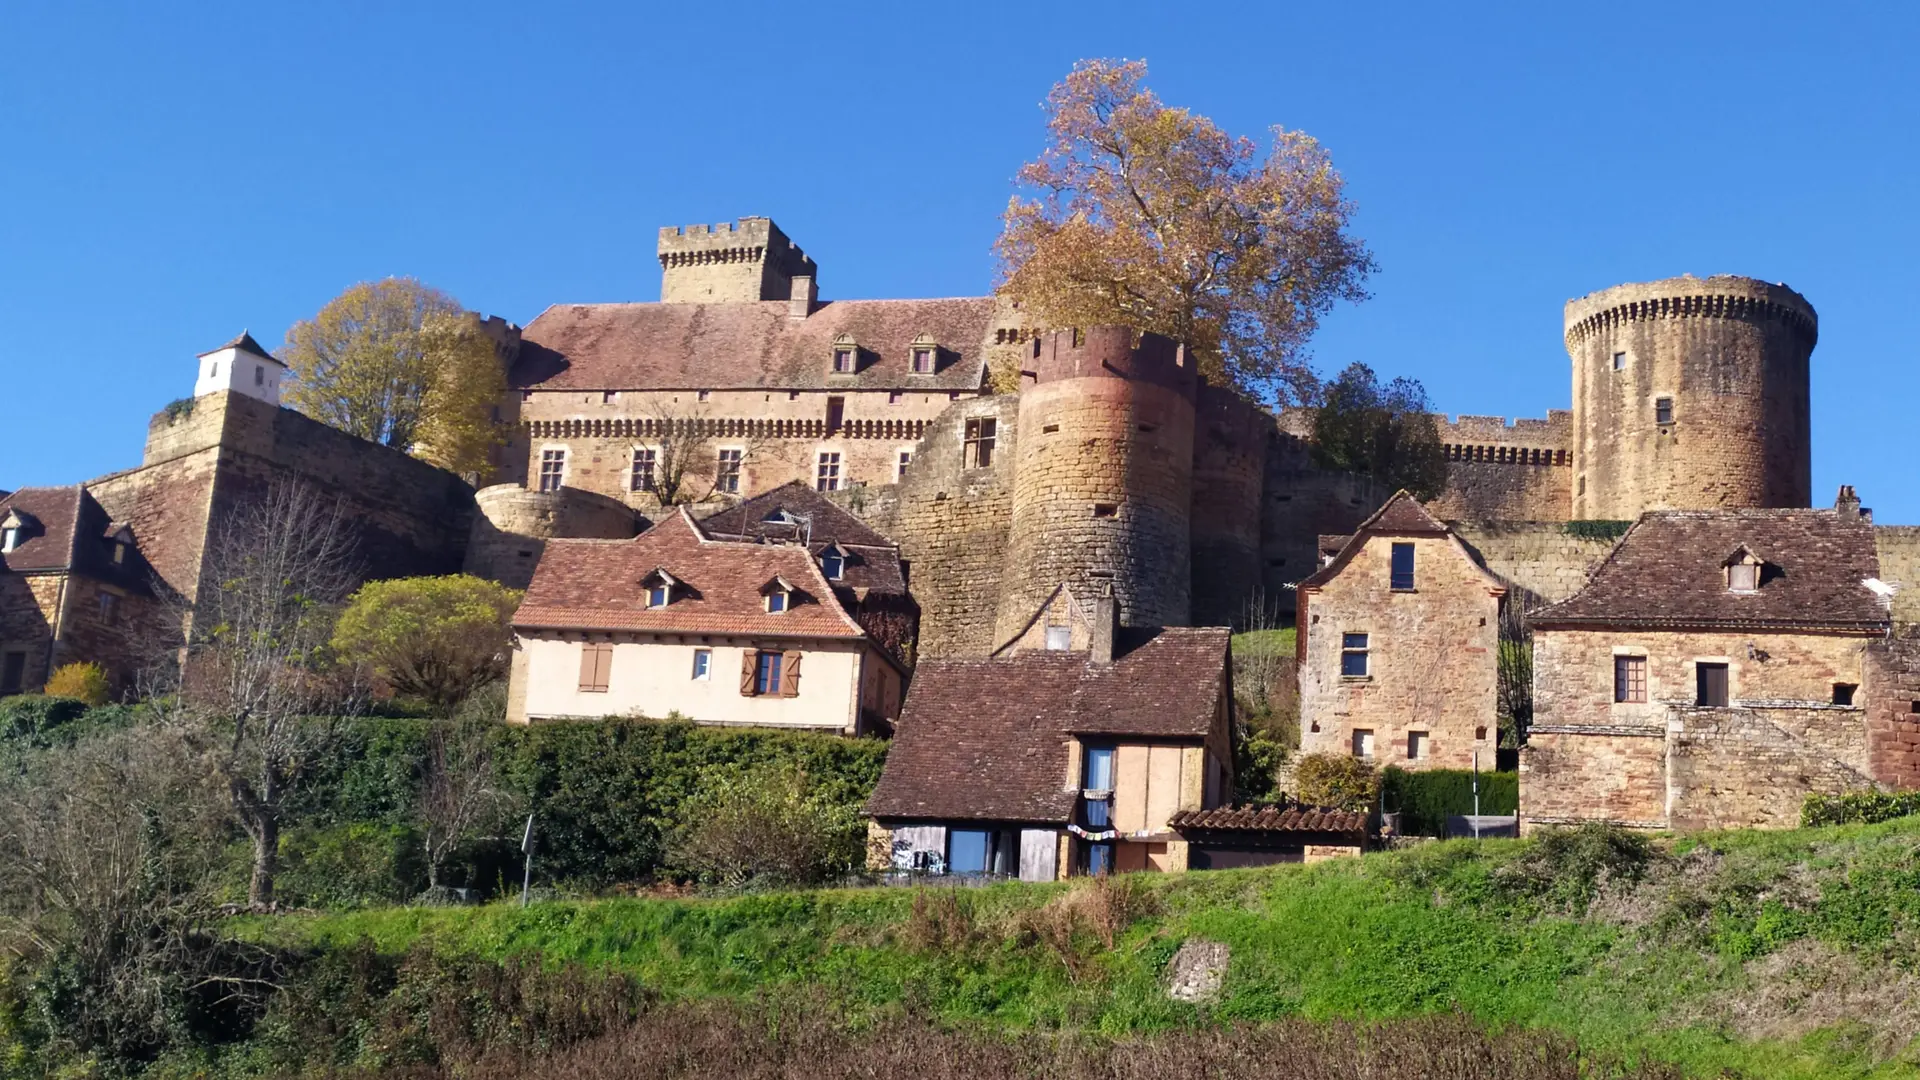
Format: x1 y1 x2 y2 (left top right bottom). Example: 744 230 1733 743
1230 627 1295 657
247 816 1920 1079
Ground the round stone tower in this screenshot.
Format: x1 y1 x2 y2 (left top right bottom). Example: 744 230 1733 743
465 484 641 589
1565 274 1815 520
993 327 1197 645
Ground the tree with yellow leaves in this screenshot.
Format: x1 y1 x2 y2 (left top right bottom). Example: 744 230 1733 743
281 279 508 476
996 60 1375 403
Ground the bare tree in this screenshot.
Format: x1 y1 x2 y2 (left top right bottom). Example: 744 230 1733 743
0 725 246 1062
636 394 777 506
418 685 514 893
157 479 366 906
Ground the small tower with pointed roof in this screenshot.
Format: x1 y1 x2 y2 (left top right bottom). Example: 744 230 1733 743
194 331 287 406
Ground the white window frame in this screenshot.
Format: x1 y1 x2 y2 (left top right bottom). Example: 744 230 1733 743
691 648 712 681
816 450 842 492
537 446 568 493
630 445 658 493
715 447 744 495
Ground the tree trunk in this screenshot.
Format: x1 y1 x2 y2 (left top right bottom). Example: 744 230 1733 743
249 814 278 906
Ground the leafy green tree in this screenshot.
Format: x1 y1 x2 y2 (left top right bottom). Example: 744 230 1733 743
281 279 506 467
331 575 521 713
668 764 864 889
1309 362 1448 500
996 59 1375 401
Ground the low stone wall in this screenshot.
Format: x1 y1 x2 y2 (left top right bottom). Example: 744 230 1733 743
1521 725 1668 830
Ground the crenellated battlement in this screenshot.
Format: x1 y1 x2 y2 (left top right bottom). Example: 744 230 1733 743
1564 275 1816 347
655 217 817 303
1024 326 1196 395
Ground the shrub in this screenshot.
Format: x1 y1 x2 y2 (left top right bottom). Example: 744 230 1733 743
330 575 522 712
1380 766 1518 837
1292 752 1378 812
42 663 109 706
1802 790 1920 827
1495 824 1654 914
667 764 865 889
0 695 89 740
274 823 427 909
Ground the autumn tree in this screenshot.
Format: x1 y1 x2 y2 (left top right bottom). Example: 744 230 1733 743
1309 362 1449 500
417 684 516 894
281 279 508 470
636 394 772 506
996 59 1375 402
330 574 521 713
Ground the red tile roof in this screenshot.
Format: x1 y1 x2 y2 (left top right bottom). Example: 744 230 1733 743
1534 509 1887 632
1168 806 1369 834
510 297 996 392
865 628 1230 824
513 509 866 639
698 482 905 596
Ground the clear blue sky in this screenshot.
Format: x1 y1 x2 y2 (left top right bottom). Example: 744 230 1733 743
3 3 1914 517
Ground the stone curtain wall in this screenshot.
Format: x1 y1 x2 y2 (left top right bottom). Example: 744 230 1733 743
1258 432 1385 614
1425 412 1573 522
833 396 1020 659
1298 533 1502 771
1189 386 1270 628
1566 276 1815 520
1451 522 1620 613
1873 527 1920 626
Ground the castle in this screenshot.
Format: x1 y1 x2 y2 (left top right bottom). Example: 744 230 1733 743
469 218 1822 660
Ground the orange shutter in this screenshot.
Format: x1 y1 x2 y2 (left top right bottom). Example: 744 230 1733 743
595 644 612 692
740 649 759 695
578 643 611 692
780 652 802 697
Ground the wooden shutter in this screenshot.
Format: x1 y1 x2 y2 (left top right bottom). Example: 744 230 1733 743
780 651 802 697
578 642 611 692
740 649 759 695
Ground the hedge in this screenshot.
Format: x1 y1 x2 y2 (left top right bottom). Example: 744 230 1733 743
1381 766 1518 837
1801 790 1920 827
285 716 889 894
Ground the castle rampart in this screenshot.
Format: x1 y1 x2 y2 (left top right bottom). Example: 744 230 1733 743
467 484 641 590
657 217 816 303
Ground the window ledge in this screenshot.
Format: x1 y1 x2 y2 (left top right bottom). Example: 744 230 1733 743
1390 588 1417 594
1340 675 1373 684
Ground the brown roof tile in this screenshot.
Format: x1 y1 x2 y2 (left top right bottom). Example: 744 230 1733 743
1168 805 1369 834
697 482 905 594
1 487 84 574
866 628 1230 824
510 297 995 392
1300 491 1494 592
513 509 867 639
1534 509 1887 632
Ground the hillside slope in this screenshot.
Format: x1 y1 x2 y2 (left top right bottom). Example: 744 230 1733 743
248 817 1920 1079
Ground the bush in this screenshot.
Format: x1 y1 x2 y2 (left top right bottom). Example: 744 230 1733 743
0 695 88 740
1802 790 1920 827
1380 766 1518 837
330 575 522 712
1292 752 1378 812
668 764 865 889
42 663 109 706
273 823 427 909
1495 824 1653 913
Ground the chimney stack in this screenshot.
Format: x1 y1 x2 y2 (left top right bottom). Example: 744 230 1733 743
1089 582 1117 665
789 274 816 320
1836 484 1867 520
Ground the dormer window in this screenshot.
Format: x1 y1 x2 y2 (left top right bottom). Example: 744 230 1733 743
0 510 30 555
761 576 795 613
1725 548 1764 593
641 568 679 608
0 527 17 555
831 334 857 374
820 545 846 580
909 334 937 375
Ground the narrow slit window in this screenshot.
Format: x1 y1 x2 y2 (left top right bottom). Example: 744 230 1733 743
1612 351 1627 371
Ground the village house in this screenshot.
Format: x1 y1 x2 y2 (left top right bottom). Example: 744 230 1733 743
0 486 154 695
1296 492 1506 770
506 507 907 731
1523 494 1889 832
866 588 1366 879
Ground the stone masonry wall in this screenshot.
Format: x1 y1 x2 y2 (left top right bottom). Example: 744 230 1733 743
1521 728 1668 829
1864 637 1920 790
1426 412 1573 522
1298 533 1502 770
1666 705 1875 831
1451 522 1620 614
1873 527 1920 626
1189 385 1269 628
833 395 1019 659
1259 432 1385 615
1567 276 1815 520
0 574 62 692
996 371 1194 642
467 484 641 589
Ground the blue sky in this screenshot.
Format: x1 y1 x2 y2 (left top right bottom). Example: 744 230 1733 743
3 3 1914 517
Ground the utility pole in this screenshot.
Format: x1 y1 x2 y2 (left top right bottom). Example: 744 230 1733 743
1471 751 1482 840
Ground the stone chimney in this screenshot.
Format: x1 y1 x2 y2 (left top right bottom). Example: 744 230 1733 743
1836 484 1871 521
1089 583 1118 665
789 274 816 320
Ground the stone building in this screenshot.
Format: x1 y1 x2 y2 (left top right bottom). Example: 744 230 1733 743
0 337 476 697
1296 493 1506 771
506 508 906 732
1523 496 1890 832
0 487 154 694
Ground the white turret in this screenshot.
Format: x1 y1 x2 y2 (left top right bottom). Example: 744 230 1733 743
194 331 286 405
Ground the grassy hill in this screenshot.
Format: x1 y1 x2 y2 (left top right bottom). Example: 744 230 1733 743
238 816 1920 1079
